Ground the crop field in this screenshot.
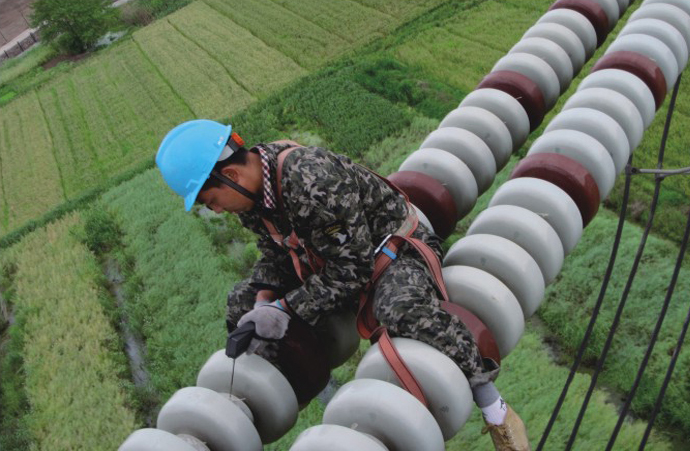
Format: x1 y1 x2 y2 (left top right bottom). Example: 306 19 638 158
0 213 136 449
133 19 256 119
0 91 64 230
0 0 441 238
1 0 690 449
167 2 307 97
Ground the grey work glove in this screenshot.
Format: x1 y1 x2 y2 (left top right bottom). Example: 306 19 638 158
237 302 290 355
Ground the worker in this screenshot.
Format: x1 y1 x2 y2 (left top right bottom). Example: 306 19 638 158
156 119 530 450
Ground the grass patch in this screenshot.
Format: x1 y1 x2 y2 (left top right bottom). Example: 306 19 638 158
540 209 690 436
446 327 672 450
229 63 414 159
99 169 245 399
0 45 56 87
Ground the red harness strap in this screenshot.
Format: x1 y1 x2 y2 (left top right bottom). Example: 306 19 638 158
264 147 454 407
261 147 325 282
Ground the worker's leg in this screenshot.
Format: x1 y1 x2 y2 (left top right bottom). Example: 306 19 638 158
371 252 496 386
372 249 530 450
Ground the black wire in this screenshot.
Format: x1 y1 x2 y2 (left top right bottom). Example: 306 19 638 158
566 72 683 451
639 216 690 450
535 156 633 451
566 164 662 450
638 195 690 450
606 73 683 450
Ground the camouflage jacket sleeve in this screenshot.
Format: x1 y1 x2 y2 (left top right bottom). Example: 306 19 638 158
238 214 295 293
281 148 376 325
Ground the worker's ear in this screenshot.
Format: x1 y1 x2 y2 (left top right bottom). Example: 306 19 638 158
220 165 240 182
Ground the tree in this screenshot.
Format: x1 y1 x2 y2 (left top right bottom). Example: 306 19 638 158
30 0 119 55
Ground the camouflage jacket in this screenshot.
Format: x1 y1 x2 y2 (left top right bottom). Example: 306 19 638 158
237 142 441 325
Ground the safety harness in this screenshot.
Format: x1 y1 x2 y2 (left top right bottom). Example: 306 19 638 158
261 147 455 407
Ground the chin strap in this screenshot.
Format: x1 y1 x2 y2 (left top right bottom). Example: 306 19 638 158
210 169 261 204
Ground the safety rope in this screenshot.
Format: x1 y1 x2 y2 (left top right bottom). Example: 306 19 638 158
537 73 685 450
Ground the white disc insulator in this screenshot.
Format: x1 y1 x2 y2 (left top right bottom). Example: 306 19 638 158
466 204 565 284
420 127 497 193
459 89 531 151
545 107 630 174
621 19 688 72
290 425 388 451
196 351 298 443
444 234 545 318
616 0 630 14
522 23 586 73
157 387 262 451
630 4 690 50
413 204 435 234
577 69 656 129
528 129 616 200
563 87 645 152
438 106 513 169
605 34 679 90
399 148 478 219
491 52 561 110
119 428 202 451
489 177 583 255
510 38 574 93
323 379 445 451
537 9 597 58
590 0 620 29
443 265 525 356
356 338 473 441
315 310 360 369
642 0 690 17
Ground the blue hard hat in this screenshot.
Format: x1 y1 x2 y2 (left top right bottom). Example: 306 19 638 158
156 120 233 211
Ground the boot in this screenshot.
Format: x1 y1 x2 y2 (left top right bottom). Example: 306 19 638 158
481 403 531 451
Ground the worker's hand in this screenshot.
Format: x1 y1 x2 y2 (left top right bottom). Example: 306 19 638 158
237 301 290 355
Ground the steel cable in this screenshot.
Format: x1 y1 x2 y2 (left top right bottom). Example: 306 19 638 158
565 74 682 450
606 74 685 450
536 150 632 451
638 212 690 450
537 73 685 450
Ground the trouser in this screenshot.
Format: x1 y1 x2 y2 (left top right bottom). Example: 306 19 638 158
226 242 499 388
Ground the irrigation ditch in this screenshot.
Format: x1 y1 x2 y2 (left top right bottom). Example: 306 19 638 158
102 255 155 427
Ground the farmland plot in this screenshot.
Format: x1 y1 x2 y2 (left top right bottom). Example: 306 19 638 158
0 92 64 233
442 1 545 53
4 214 136 449
103 41 194 159
351 0 446 19
168 2 306 97
134 19 255 120
395 28 503 92
202 0 348 69
37 77 104 197
267 0 394 45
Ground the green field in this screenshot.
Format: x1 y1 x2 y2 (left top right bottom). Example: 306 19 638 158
0 0 439 236
1 0 690 448
0 214 137 449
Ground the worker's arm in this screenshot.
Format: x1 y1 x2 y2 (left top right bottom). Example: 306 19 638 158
280 149 376 325
234 213 294 296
